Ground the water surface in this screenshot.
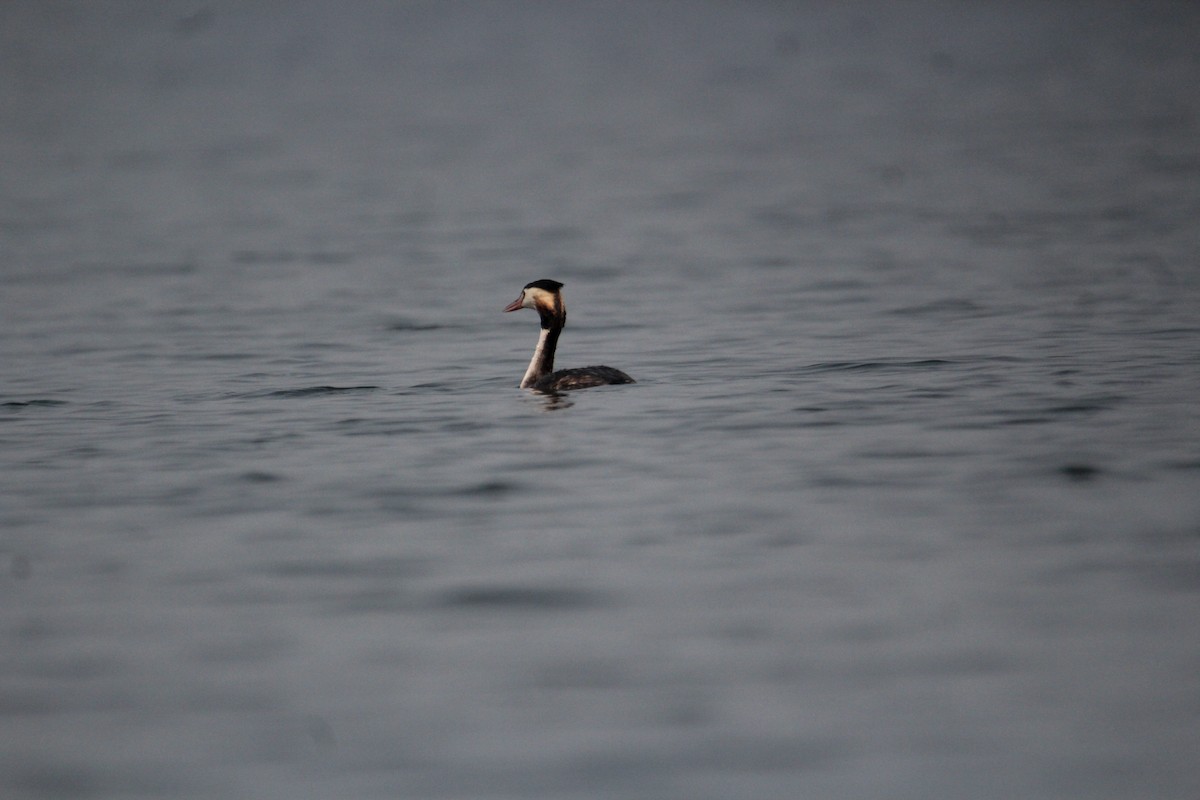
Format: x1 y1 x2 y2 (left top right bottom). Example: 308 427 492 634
2 3 1199 798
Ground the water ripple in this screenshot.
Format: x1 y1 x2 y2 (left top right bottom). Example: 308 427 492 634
435 585 607 611
246 386 380 399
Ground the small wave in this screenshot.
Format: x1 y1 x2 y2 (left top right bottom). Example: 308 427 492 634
801 359 955 374
435 585 604 611
1045 403 1110 415
256 386 380 399
889 298 987 317
456 480 519 496
1 399 68 409
1059 463 1102 481
371 480 521 504
386 319 448 332
238 471 284 483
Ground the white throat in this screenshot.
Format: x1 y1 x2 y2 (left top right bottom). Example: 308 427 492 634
520 328 551 389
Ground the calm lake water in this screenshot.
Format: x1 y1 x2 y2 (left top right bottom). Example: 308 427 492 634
2 2 1199 798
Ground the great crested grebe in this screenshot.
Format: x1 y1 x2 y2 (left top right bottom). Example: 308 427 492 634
504 279 635 392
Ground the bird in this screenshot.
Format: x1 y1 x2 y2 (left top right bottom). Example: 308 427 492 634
504 279 635 392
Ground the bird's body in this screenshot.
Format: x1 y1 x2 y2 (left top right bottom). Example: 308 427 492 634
528 365 634 392
504 279 634 392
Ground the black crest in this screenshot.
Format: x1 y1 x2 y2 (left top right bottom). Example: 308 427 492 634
524 279 564 293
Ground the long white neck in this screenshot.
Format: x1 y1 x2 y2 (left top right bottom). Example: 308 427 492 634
515 289 565 388
520 328 554 388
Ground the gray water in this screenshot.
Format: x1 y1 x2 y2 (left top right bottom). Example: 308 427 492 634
3 3 1200 798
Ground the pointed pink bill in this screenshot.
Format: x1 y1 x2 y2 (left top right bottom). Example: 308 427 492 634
504 294 524 312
